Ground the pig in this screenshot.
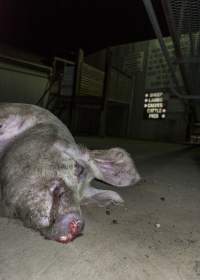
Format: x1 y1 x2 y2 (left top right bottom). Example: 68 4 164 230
0 103 140 244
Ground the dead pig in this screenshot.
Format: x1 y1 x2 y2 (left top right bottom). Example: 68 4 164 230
0 103 140 244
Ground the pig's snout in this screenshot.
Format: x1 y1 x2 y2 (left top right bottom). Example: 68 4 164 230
55 213 85 243
45 212 85 244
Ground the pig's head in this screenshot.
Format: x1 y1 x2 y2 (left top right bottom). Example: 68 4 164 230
16 178 85 244
41 144 140 243
53 142 141 208
14 143 140 244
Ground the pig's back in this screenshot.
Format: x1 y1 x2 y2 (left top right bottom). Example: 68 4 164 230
0 103 75 144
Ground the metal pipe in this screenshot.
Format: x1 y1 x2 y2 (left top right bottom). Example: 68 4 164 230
54 56 75 65
0 54 52 73
99 48 112 137
169 86 200 100
127 76 136 136
36 78 56 105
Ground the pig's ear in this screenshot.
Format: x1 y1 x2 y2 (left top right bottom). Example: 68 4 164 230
89 148 141 187
54 143 140 187
81 186 124 207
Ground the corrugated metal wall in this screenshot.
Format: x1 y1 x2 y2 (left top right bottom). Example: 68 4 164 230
79 63 104 97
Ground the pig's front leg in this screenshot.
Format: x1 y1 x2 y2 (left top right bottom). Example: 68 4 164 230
81 186 124 207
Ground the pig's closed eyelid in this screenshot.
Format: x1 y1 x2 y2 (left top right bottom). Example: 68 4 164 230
52 184 68 199
53 186 64 197
49 180 64 195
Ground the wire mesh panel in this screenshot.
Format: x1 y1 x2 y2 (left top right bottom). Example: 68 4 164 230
145 37 184 90
170 0 200 57
170 0 200 38
166 0 200 95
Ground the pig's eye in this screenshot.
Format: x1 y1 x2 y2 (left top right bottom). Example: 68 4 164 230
53 186 63 197
75 162 85 178
51 186 65 204
50 179 65 197
0 124 2 128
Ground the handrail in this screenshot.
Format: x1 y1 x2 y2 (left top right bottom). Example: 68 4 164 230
0 54 52 73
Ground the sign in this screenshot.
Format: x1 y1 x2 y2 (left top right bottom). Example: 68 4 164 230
143 92 167 119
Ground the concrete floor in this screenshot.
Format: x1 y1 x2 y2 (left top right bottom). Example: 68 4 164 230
0 138 200 280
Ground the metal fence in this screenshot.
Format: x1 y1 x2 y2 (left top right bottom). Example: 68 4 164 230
79 63 105 97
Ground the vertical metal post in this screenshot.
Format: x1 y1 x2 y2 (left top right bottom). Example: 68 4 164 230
99 48 112 137
70 48 84 131
127 75 135 137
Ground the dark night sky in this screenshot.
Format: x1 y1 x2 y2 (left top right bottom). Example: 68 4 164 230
0 0 168 58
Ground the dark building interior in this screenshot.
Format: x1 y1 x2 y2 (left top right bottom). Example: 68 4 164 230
0 1 200 279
